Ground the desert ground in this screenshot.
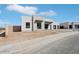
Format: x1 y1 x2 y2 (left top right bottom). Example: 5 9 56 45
0 29 78 54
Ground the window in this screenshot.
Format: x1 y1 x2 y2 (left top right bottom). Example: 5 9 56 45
75 25 79 29
60 26 64 29
53 25 56 29
45 24 49 29
69 25 72 29
26 22 30 28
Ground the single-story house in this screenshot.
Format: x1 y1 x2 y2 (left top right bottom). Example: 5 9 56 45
60 22 79 30
21 16 59 32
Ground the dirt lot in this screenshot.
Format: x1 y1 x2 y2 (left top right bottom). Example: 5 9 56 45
0 31 77 53
0 29 75 53
6 30 57 42
0 29 73 45
0 30 57 45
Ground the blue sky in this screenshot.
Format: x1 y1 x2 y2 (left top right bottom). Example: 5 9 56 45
0 4 79 27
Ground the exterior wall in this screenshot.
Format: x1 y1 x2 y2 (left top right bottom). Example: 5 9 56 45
47 24 52 30
41 21 45 30
33 22 44 30
60 22 69 29
22 16 32 32
52 21 59 29
13 26 21 32
33 16 44 30
33 16 44 21
22 16 44 31
73 22 79 30
6 26 13 36
60 22 79 30
33 22 37 30
44 19 59 30
21 16 59 31
6 26 21 36
48 24 50 30
51 23 54 30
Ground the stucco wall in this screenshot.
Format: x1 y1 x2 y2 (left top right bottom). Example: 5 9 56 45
52 21 59 29
33 16 44 30
21 16 59 31
22 16 45 31
21 16 32 32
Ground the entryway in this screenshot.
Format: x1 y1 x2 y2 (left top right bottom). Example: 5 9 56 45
37 22 42 29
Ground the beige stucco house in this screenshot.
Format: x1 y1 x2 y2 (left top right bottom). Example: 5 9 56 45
21 16 59 32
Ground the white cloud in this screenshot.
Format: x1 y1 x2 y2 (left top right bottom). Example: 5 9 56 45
6 4 38 15
6 4 56 16
39 10 56 16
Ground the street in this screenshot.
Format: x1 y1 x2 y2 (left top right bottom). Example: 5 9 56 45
0 32 79 54
35 32 79 54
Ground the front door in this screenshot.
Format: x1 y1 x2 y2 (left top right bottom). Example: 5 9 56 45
37 22 41 29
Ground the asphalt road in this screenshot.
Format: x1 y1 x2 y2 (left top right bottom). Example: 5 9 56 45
34 32 79 54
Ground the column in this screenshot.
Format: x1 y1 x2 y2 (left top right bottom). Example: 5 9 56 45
42 21 44 30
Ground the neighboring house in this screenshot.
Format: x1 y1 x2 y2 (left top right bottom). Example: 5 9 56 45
60 22 79 30
21 16 59 32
